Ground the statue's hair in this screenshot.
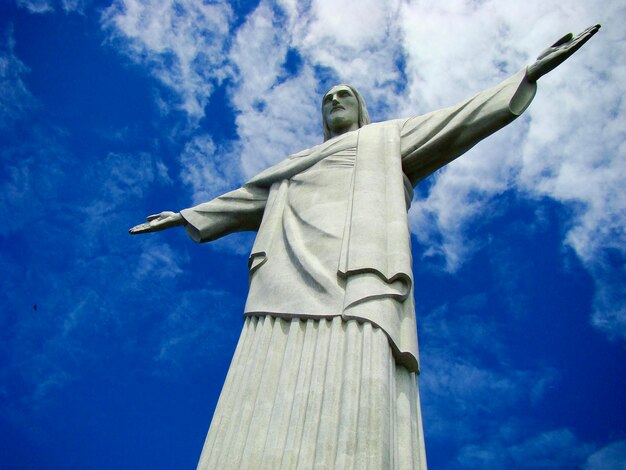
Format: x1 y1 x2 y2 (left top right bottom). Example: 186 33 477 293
322 84 370 141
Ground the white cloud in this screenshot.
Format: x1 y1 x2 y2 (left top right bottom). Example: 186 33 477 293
80 151 172 236
0 27 36 129
100 0 408 175
0 142 181 409
133 239 188 281
103 151 171 200
16 0 89 14
100 0 625 341
226 2 320 177
418 302 560 444
591 278 626 341
176 133 260 255
232 68 321 178
518 19 626 264
226 0 409 178
103 0 234 120
179 134 241 204
584 439 626 470
408 128 525 271
517 15 626 339
419 300 594 468
293 0 406 99
16 0 54 13
507 428 594 468
60 0 88 12
457 428 594 469
399 0 626 339
154 287 240 375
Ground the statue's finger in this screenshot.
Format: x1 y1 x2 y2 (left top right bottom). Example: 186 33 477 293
551 32 573 48
129 222 151 234
566 25 601 53
146 214 161 221
536 46 554 60
573 24 601 42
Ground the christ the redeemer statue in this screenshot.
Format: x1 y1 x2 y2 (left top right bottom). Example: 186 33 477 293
130 26 599 469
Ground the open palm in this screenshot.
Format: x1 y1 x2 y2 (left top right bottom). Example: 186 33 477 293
527 24 600 81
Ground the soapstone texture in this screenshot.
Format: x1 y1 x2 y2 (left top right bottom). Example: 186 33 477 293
180 69 537 373
197 316 426 469
128 25 600 470
180 70 536 470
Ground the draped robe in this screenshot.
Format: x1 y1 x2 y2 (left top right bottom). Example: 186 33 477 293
180 69 536 469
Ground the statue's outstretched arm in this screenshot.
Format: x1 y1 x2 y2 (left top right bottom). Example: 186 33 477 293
128 182 267 242
400 25 601 185
129 211 184 235
527 24 600 82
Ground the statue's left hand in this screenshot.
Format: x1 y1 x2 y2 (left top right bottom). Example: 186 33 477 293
129 211 184 235
527 24 600 82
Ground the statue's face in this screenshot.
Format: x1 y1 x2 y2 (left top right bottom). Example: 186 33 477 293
323 85 359 136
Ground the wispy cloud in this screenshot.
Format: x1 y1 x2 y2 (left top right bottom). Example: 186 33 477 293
0 26 36 130
179 134 241 204
2 2 624 466
154 287 241 377
133 239 188 281
457 428 594 469
16 0 54 14
584 439 626 470
518 18 626 339
100 0 625 342
0 10 246 420
103 0 234 120
0 133 177 416
286 0 407 109
226 2 321 177
401 0 626 340
221 0 411 181
16 0 89 14
418 300 600 469
419 301 558 439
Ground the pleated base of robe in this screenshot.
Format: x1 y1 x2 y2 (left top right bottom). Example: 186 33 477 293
197 316 427 469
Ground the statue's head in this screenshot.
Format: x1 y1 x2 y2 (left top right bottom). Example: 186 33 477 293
322 84 370 141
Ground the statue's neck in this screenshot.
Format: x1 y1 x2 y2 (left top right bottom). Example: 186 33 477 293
327 122 359 141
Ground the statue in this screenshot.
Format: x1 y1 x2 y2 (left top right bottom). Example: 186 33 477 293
130 26 600 469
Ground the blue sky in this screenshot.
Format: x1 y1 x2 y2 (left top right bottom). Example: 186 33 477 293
1 0 625 469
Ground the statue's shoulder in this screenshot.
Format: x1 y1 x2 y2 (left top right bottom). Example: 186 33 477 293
287 146 316 159
363 118 406 127
355 119 408 142
360 118 408 131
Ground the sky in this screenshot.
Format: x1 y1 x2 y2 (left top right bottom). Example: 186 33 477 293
1 0 625 469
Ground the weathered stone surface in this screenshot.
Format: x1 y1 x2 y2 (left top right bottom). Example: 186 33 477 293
129 26 600 469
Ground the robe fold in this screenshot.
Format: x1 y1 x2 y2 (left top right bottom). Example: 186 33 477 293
183 69 536 470
180 68 536 373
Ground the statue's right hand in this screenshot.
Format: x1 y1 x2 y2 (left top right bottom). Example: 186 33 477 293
527 24 600 81
129 211 184 235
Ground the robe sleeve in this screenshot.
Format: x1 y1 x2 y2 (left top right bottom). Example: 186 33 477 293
179 184 269 243
400 68 537 186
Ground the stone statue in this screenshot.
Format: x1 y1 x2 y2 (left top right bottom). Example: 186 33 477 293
130 26 600 469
